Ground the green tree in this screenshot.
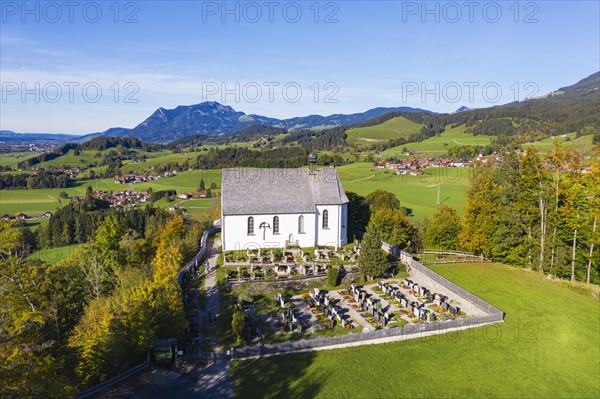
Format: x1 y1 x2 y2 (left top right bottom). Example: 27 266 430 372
369 207 417 250
365 189 400 212
326 266 339 287
231 305 247 344
95 215 126 274
424 205 461 250
358 229 388 278
346 191 370 243
460 166 499 258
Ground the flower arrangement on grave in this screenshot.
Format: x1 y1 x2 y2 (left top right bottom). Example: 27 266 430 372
345 323 353 329
277 265 287 273
265 268 275 277
240 268 251 278
301 292 309 299
250 257 259 264
286 255 294 263
237 257 246 263
248 249 258 256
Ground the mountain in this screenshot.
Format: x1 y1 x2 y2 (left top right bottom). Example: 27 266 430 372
0 130 83 142
454 106 473 113
81 102 431 143
269 106 431 130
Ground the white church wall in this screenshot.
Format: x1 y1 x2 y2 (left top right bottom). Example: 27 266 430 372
315 205 344 248
222 212 316 251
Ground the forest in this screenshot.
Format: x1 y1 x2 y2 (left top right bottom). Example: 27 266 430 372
0 197 219 397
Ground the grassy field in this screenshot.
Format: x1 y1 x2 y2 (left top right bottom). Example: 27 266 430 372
346 117 423 145
337 162 470 219
523 133 596 153
230 262 600 399
26 243 81 264
0 152 41 168
0 170 222 217
383 125 493 156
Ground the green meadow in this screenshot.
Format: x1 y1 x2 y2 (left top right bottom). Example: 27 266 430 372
0 152 41 168
337 162 471 219
0 170 222 217
231 262 600 399
523 133 596 153
27 243 81 264
346 117 423 145
383 124 493 156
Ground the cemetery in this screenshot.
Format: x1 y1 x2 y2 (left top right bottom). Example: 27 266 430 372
222 245 359 282
221 269 488 347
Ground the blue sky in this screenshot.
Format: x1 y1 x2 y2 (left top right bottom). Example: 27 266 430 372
1 0 599 134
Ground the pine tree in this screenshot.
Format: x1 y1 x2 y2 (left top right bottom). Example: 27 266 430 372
358 229 388 278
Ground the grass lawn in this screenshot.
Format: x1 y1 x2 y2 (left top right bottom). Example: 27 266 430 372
337 162 470 219
383 124 494 156
346 117 423 145
230 262 600 398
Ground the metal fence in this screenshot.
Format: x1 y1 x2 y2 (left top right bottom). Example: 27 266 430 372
417 250 491 264
177 226 221 286
382 243 504 315
74 361 149 399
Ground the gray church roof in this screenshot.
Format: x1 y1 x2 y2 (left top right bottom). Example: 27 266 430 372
221 168 349 215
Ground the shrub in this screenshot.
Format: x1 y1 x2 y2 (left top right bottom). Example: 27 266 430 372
327 267 339 287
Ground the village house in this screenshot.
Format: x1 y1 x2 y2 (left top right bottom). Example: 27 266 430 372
220 166 349 252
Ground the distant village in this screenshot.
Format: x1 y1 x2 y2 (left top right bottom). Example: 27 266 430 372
113 171 177 184
374 154 496 175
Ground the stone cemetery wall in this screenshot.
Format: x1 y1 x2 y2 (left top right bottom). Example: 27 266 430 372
229 271 360 293
382 242 504 317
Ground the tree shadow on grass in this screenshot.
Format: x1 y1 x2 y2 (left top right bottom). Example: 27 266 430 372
230 352 327 399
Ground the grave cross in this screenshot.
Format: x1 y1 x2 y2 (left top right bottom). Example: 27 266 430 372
258 222 271 240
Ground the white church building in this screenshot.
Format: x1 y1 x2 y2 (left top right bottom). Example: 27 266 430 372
220 167 349 251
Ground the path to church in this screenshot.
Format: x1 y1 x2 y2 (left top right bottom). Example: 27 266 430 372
196 236 234 398
100 237 233 399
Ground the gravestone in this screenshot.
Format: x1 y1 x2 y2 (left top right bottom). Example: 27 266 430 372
442 302 450 312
